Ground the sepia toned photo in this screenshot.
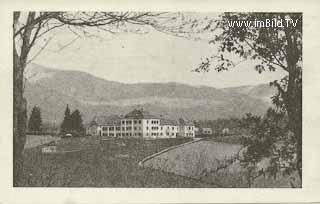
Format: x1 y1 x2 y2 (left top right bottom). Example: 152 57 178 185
13 12 302 188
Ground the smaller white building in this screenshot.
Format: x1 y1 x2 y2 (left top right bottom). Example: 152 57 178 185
178 119 195 138
202 127 213 135
160 119 179 138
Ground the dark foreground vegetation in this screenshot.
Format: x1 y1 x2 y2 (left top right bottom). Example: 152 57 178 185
20 137 215 187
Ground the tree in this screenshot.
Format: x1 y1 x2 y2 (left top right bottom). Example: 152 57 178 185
60 104 71 133
13 11 167 186
70 109 84 135
195 13 302 179
28 106 42 132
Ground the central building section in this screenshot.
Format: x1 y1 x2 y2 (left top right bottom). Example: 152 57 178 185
91 109 194 139
120 109 159 137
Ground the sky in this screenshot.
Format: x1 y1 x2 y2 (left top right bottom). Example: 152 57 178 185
30 14 287 88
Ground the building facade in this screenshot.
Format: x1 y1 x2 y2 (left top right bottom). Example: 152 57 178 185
86 109 195 139
202 127 213 135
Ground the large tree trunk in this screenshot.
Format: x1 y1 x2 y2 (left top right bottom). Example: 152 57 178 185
13 12 35 186
13 54 27 186
285 64 302 180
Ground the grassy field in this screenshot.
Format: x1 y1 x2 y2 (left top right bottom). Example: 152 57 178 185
24 135 61 149
20 137 216 187
142 139 300 187
142 140 242 182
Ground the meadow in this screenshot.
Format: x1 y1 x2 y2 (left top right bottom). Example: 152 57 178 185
20 137 216 187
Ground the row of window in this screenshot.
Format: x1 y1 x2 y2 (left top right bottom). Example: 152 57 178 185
102 127 121 131
102 132 191 137
103 132 143 137
148 120 159 124
146 126 177 131
121 120 142 125
102 126 142 131
101 126 185 133
186 126 194 130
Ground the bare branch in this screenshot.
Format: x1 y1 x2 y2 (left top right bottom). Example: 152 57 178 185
26 36 53 65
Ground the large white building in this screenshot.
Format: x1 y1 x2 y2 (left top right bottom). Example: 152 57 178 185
86 109 195 139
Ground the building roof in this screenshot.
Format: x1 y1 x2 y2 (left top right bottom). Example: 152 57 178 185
202 127 212 130
90 109 195 127
184 121 195 126
160 119 179 126
178 118 194 126
124 109 158 119
93 115 122 126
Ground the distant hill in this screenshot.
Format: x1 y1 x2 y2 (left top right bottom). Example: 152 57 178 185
221 84 276 105
24 63 275 124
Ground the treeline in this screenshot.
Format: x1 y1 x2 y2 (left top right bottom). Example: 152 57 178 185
195 111 288 138
194 117 244 136
27 104 85 136
60 104 84 136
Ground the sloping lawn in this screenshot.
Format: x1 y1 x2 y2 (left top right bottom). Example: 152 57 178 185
142 139 301 187
20 137 215 187
142 140 242 180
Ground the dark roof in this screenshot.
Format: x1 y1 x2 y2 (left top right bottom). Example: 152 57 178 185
88 120 97 127
93 115 122 126
178 118 194 126
160 119 179 126
184 121 195 126
124 109 158 119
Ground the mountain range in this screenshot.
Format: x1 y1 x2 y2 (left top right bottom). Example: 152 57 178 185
24 63 277 125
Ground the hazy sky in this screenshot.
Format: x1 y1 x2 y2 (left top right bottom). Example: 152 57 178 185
31 16 286 88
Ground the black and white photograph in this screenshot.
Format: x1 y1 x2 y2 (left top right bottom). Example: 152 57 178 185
12 11 303 188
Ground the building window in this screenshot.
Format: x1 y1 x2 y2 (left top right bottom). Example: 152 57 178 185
122 127 125 131
138 120 141 124
151 120 159 124
116 127 121 131
126 127 131 131
109 127 114 131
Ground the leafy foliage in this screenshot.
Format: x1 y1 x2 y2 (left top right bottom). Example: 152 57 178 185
239 108 298 183
195 12 302 179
